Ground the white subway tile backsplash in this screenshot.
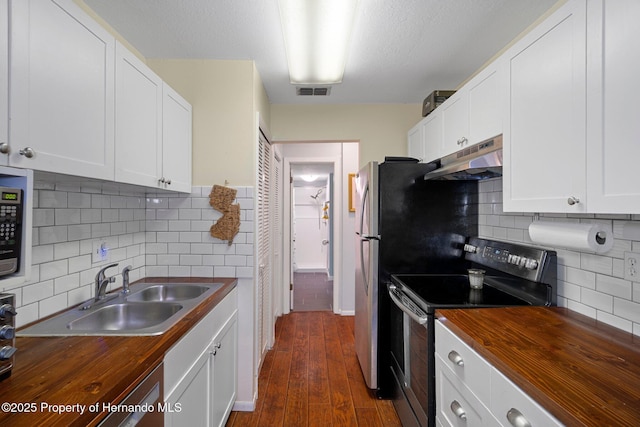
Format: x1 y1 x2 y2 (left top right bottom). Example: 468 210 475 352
480 177 640 335
15 183 255 324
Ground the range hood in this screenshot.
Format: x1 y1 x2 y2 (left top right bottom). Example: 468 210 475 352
424 135 502 181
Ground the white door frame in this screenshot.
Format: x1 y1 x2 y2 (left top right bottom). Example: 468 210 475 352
283 156 342 314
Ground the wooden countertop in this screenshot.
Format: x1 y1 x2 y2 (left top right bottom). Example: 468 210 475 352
436 306 640 427
0 277 237 427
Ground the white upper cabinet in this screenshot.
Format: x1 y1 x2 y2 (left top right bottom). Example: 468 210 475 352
502 0 587 213
441 90 470 155
161 83 192 193
586 0 640 213
407 123 424 161
114 42 163 188
468 62 503 144
9 0 115 180
407 110 442 164
0 0 7 166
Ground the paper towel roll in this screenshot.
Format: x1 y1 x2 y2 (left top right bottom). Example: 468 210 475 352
528 221 614 253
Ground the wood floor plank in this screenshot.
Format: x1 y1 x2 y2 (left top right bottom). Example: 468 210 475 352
344 351 377 409
355 407 384 427
284 312 310 426
323 313 358 426
308 403 333 427
256 347 292 426
226 312 399 427
308 332 331 405
376 399 403 426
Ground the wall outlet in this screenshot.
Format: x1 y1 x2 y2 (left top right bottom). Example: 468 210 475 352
92 240 110 264
624 251 640 282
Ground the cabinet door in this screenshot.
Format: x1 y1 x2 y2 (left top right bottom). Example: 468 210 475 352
9 0 115 180
114 42 163 188
161 83 192 192
422 111 443 163
502 0 587 213
468 62 503 144
586 0 640 213
441 91 469 157
407 123 424 162
0 0 7 166
165 347 211 427
211 315 238 427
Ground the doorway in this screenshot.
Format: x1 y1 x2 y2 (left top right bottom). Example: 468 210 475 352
290 163 334 311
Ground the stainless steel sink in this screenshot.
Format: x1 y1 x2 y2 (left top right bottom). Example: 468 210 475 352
67 302 183 331
126 284 216 302
17 282 224 336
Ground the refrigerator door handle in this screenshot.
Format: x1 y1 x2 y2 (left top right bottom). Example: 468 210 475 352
360 238 369 295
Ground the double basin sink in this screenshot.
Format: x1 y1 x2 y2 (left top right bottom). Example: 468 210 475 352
18 282 224 337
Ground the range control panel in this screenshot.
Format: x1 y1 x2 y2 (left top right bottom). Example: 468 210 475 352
0 293 17 380
463 237 556 283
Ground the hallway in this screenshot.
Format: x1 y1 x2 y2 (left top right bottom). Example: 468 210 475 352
225 312 401 426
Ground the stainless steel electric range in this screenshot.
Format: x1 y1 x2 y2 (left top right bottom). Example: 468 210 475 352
386 237 557 427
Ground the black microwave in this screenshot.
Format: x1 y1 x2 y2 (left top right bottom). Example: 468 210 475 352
0 187 22 277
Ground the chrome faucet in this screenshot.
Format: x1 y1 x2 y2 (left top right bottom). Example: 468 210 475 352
94 263 118 302
121 265 133 295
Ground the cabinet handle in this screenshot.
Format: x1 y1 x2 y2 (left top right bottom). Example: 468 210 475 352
19 147 35 158
0 143 8 155
567 196 580 206
166 178 172 185
457 137 468 146
159 177 166 184
450 400 467 421
448 350 464 366
506 408 531 427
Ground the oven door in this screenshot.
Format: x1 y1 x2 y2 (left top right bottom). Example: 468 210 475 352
387 283 432 427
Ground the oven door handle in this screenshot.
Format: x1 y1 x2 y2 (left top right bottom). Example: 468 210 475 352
388 284 428 325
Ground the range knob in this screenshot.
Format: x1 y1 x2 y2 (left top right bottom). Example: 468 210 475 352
0 325 15 339
0 346 16 360
509 255 521 266
525 259 539 270
463 244 478 253
0 304 16 317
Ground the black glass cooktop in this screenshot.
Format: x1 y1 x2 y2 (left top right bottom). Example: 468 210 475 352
390 274 533 310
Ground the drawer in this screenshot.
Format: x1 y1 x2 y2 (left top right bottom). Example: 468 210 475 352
491 367 563 427
435 320 491 403
436 354 491 427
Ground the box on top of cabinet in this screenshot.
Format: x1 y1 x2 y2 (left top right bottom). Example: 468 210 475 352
422 90 456 117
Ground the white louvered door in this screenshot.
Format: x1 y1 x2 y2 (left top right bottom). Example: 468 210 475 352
257 130 272 360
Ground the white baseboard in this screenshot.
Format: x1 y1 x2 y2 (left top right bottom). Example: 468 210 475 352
232 400 256 412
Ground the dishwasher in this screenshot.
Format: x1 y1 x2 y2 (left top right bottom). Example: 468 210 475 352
98 363 164 427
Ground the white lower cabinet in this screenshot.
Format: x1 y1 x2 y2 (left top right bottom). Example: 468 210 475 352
435 320 561 427
164 288 238 427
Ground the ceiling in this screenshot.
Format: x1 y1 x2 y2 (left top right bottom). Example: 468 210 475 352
83 0 558 105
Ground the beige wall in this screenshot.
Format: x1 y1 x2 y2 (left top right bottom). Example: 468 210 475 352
270 104 421 168
148 59 261 186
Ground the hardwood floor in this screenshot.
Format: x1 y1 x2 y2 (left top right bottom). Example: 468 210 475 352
225 311 401 427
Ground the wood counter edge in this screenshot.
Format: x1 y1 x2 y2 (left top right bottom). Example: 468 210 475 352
3 277 238 427
435 306 640 427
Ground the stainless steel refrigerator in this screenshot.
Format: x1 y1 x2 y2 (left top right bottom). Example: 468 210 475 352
354 159 478 396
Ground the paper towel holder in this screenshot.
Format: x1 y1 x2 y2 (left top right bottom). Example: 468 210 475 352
595 232 607 245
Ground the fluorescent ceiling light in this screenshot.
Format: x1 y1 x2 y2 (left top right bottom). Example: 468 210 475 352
301 174 318 182
278 0 358 84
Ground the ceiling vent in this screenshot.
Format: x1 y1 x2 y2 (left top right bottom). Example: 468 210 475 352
296 87 331 96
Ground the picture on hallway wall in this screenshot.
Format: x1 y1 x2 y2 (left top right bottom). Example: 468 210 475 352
348 173 356 212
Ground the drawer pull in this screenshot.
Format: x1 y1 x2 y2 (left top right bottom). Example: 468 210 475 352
448 350 464 366
450 400 467 421
507 408 531 427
